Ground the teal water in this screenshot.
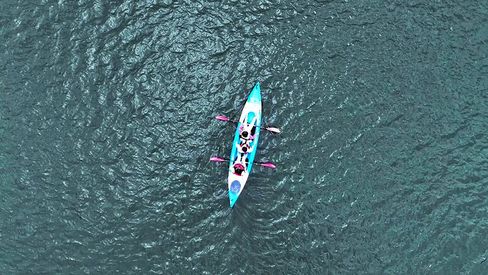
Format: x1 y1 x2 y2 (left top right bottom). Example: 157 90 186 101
1 0 488 274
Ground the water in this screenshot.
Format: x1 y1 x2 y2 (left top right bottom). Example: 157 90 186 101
1 0 488 273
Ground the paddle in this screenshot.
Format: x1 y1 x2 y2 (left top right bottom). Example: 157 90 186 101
210 156 277 169
215 115 281 134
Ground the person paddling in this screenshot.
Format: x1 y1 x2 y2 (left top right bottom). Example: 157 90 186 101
239 116 258 141
237 140 253 154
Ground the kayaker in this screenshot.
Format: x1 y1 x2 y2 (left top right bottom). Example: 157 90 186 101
239 126 256 141
233 163 245 176
232 154 249 176
237 140 253 154
239 116 258 141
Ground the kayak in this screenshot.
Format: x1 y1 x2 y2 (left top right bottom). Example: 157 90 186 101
227 82 262 207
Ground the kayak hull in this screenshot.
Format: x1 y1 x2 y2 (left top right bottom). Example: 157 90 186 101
227 83 262 207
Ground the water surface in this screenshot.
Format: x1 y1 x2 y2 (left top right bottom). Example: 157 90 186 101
1 0 488 273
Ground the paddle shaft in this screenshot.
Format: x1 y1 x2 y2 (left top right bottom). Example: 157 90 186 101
216 116 280 134
210 156 275 168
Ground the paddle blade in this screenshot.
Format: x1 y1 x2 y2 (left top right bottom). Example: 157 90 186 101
210 156 226 162
265 127 281 134
215 115 230 122
259 162 277 169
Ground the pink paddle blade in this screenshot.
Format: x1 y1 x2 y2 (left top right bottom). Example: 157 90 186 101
259 162 277 169
215 115 230 122
209 156 226 162
265 127 281 134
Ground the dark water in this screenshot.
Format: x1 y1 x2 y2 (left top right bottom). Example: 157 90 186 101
1 0 488 273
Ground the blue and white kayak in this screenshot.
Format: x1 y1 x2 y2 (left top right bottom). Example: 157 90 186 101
227 82 262 207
